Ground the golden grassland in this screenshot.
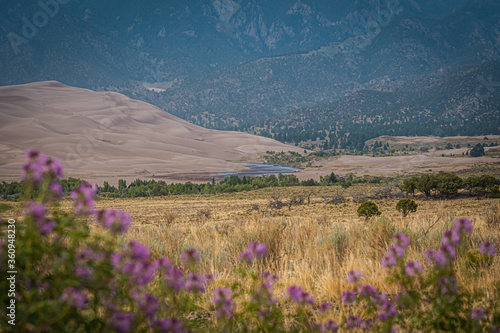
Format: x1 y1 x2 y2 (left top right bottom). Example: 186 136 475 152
2 185 500 323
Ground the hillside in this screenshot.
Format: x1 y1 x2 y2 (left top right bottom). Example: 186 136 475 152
128 0 500 129
257 61 500 150
0 81 300 180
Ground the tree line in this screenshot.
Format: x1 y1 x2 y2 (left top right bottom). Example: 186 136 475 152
1 172 498 200
400 173 499 199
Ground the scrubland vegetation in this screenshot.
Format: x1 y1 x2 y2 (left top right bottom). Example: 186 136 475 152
1 151 500 332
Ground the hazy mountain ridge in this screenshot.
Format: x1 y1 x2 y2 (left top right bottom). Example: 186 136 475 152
1 0 498 134
134 0 500 130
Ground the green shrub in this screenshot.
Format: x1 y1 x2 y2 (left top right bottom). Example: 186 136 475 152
357 201 382 221
396 199 418 218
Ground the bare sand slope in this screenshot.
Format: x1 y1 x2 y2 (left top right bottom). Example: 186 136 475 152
0 81 301 180
298 153 500 180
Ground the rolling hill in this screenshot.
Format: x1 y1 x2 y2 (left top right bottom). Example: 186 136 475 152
256 61 500 150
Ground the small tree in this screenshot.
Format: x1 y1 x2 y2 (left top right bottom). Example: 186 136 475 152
401 176 418 197
470 144 485 157
357 201 381 221
416 174 436 199
396 198 418 218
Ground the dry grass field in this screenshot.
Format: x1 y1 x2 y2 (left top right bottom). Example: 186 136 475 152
2 185 500 325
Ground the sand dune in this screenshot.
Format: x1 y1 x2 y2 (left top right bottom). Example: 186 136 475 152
0 81 301 181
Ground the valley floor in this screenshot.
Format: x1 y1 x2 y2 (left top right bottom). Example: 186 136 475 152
2 185 499 325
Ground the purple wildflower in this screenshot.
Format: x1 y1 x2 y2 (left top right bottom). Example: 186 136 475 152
107 312 133 333
261 271 280 283
438 276 458 295
164 267 185 292
185 273 206 293
240 250 254 263
393 233 410 249
25 201 55 235
38 219 56 235
70 182 96 215
341 291 357 305
75 266 93 280
95 209 131 234
424 249 437 263
126 241 150 260
139 294 159 318
20 150 46 185
359 285 377 298
479 242 497 256
428 245 456 267
319 302 330 313
377 301 398 321
150 318 187 333
454 218 473 234
405 261 424 277
213 288 233 320
180 249 200 268
154 258 173 271
288 286 315 305
48 183 63 200
252 282 277 306
25 201 44 221
381 253 397 268
360 319 374 331
309 322 324 332
346 316 362 329
124 260 156 286
438 245 457 265
47 157 63 179
382 245 405 268
324 320 338 332
111 253 123 269
240 241 267 263
60 287 86 309
347 270 362 284
441 230 461 248
372 292 388 306
471 308 486 321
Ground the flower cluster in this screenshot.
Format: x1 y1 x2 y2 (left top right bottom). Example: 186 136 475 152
381 233 409 268
288 286 315 305
70 181 97 215
112 241 156 287
180 248 201 268
60 287 87 309
20 150 63 185
95 209 131 234
347 270 362 284
25 201 56 235
425 218 473 268
240 241 267 263
213 288 234 320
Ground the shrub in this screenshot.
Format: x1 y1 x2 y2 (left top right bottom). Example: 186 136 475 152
470 143 485 157
396 198 418 218
357 201 382 221
401 176 418 196
416 174 437 199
